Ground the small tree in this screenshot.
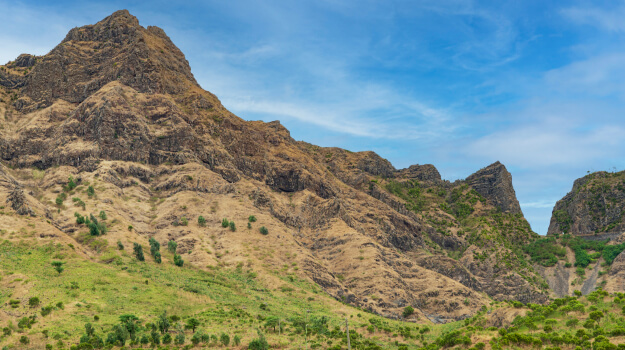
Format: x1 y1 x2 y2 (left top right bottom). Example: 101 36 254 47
247 222 252 229
162 333 172 344
154 251 162 264
158 311 170 334
249 215 257 222
234 335 241 346
99 211 107 220
51 261 64 275
220 333 230 346
198 216 206 227
75 212 85 224
117 241 124 250
180 217 188 226
174 254 184 267
87 185 95 197
403 306 414 318
133 243 145 261
264 316 279 332
85 323 95 337
221 218 229 228
167 240 177 254
66 176 77 191
259 226 269 235
229 221 236 232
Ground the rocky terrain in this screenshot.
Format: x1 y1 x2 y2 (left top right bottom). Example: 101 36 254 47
547 170 625 236
0 10 556 331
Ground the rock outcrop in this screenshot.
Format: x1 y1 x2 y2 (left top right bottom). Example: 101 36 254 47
547 171 625 235
465 161 523 214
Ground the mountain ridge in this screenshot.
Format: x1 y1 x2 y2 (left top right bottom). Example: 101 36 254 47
0 10 552 335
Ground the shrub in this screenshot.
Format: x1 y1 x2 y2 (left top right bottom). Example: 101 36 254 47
41 305 53 316
128 225 133 231
87 185 95 197
99 210 107 220
168 240 177 254
249 215 257 222
133 243 145 261
229 221 236 231
220 333 230 346
117 241 124 250
221 218 229 228
234 335 241 346
248 334 269 350
65 176 77 191
162 333 172 344
174 254 184 267
566 319 579 327
259 226 269 235
28 297 40 307
198 216 206 227
51 261 64 275
403 306 414 318
75 212 85 224
19 335 29 344
180 217 188 226
247 222 252 229
175 333 185 345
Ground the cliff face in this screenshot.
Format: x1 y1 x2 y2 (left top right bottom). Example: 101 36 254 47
465 161 523 215
0 10 549 322
547 171 625 235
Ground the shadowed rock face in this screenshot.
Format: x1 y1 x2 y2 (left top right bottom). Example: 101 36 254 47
0 10 549 320
465 161 523 214
547 171 625 235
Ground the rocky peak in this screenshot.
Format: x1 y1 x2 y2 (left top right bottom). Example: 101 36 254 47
547 170 625 235
15 9 199 109
398 164 442 183
465 161 522 214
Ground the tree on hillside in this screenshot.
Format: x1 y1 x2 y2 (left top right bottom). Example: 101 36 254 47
167 240 177 254
133 243 145 261
185 318 200 333
51 261 64 275
157 311 170 334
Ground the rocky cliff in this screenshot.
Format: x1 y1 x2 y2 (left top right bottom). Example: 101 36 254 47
0 10 550 322
547 171 625 235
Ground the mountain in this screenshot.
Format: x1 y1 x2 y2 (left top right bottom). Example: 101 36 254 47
548 170 625 236
0 10 557 348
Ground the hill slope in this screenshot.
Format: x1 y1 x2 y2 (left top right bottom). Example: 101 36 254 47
0 10 558 348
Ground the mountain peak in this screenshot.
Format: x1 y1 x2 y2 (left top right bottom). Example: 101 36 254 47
466 161 523 214
9 10 198 110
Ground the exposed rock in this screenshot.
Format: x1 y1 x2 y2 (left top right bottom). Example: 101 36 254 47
465 161 522 214
12 54 37 68
398 164 442 183
547 170 625 235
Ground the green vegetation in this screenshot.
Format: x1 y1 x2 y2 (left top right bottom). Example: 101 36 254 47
0 239 445 350
259 226 269 235
221 218 229 228
167 240 177 254
133 243 145 261
523 234 625 269
197 215 206 227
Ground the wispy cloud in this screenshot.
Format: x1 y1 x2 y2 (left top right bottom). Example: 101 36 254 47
562 3 625 33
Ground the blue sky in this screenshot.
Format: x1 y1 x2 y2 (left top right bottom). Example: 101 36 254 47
2 0 625 234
